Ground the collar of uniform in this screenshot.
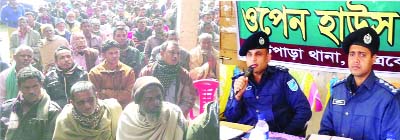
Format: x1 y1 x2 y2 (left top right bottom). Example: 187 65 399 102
248 65 275 85
361 71 376 91
347 71 375 92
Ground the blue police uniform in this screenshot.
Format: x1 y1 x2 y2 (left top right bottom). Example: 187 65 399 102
224 65 312 136
319 72 400 139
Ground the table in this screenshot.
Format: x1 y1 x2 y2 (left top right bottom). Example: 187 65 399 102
220 121 305 140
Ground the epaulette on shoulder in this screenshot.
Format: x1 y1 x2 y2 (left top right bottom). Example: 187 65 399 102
332 78 346 88
377 78 399 96
275 65 289 72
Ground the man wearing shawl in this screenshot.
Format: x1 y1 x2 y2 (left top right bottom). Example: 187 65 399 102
139 41 196 116
53 81 122 140
0 45 33 103
38 24 70 73
0 67 61 140
117 76 187 140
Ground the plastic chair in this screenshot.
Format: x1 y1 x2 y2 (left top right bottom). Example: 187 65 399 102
189 79 219 119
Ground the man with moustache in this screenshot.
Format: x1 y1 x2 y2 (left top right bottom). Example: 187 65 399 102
149 30 191 70
53 81 122 140
44 46 88 108
70 32 100 71
319 27 400 139
0 45 34 103
139 41 197 116
89 40 136 108
224 31 311 136
116 76 186 140
0 67 61 140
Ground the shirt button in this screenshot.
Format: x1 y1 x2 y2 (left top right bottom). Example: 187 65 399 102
256 110 259 113
256 96 259 99
345 112 349 116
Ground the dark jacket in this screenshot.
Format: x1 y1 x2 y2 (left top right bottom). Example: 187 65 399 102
44 65 88 108
319 72 400 140
224 65 312 136
0 93 60 140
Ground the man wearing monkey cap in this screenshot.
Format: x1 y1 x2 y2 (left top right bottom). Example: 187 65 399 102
116 76 187 140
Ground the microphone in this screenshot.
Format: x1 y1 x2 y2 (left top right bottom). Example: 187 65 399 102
235 65 255 95
244 65 255 78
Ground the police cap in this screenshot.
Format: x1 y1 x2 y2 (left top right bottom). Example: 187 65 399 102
342 27 380 54
239 31 270 56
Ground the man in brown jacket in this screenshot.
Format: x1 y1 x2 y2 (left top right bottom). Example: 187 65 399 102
139 40 197 116
88 40 136 108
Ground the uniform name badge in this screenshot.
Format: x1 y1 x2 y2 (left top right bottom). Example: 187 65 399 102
332 99 346 106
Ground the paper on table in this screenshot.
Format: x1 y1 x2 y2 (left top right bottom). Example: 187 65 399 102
220 125 245 140
307 134 353 140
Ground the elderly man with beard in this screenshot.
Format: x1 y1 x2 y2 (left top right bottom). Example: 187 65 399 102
90 18 108 41
117 76 187 140
65 11 81 33
113 26 144 77
44 46 88 108
139 41 196 116
0 45 33 103
89 40 136 108
70 32 100 71
38 24 70 73
0 67 61 140
53 81 122 140
189 33 218 81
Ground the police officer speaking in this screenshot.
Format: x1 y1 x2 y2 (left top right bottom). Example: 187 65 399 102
319 27 400 139
224 31 312 136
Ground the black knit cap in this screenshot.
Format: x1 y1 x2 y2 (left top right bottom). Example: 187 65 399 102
239 31 270 56
342 27 380 54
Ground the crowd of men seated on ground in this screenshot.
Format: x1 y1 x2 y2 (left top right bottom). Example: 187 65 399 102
0 0 219 139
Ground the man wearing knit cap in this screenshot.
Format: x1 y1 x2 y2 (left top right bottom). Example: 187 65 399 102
116 76 187 140
319 27 400 139
224 31 311 136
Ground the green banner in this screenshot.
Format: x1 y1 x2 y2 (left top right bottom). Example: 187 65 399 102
237 1 400 52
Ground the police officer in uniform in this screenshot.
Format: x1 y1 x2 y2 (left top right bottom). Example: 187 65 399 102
224 31 312 136
319 27 400 139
